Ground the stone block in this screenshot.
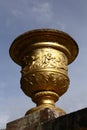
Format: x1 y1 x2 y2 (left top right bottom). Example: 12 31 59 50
6 108 87 130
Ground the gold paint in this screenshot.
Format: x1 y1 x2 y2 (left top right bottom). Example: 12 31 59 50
9 29 79 116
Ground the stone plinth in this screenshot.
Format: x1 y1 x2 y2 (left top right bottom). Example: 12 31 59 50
42 108 87 130
6 107 64 130
6 108 87 130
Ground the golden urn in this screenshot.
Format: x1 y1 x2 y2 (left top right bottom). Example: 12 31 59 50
9 29 78 116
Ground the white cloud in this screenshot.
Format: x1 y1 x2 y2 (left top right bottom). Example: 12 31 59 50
2 0 66 30
11 9 24 18
32 1 53 23
10 1 53 24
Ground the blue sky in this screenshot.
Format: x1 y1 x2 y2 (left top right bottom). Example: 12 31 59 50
0 0 87 128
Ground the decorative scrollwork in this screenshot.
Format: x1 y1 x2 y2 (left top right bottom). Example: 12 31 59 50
22 48 68 77
21 71 69 98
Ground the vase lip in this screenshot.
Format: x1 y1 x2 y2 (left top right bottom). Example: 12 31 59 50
9 28 79 65
10 28 78 42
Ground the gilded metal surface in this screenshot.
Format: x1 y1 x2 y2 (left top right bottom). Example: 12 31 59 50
21 47 69 98
9 29 79 115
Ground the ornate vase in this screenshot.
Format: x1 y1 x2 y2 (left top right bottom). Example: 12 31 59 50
9 29 79 116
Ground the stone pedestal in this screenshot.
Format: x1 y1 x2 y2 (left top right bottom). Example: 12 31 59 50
6 108 87 130
6 107 64 130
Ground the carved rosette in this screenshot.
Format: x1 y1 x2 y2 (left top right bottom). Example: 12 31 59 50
9 29 79 115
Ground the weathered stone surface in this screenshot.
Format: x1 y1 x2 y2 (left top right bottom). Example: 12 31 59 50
6 108 87 130
42 108 87 130
6 108 59 130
